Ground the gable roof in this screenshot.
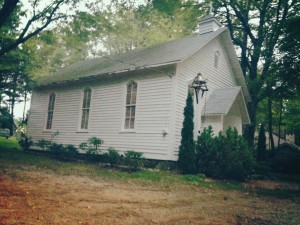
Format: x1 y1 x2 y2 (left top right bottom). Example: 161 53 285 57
36 26 250 102
201 87 250 124
37 28 226 86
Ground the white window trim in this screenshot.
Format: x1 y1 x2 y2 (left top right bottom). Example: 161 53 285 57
43 91 56 132
77 87 93 132
120 80 139 133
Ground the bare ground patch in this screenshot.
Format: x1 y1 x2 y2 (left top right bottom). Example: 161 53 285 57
0 170 299 225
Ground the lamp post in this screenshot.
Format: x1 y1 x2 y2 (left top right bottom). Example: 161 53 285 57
191 73 208 103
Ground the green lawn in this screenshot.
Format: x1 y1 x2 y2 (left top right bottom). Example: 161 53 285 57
0 136 21 150
0 137 245 190
1 137 298 198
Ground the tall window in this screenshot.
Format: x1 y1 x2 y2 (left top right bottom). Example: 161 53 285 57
81 88 91 129
214 50 220 68
125 81 137 129
46 92 56 129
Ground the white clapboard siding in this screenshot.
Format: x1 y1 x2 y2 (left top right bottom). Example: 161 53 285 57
28 72 173 160
170 35 238 159
27 30 246 162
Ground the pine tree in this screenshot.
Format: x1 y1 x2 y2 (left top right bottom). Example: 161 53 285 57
178 91 196 174
257 124 267 161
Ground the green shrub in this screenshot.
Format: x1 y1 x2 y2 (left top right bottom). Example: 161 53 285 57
18 134 33 151
178 91 196 174
124 151 144 171
48 143 79 161
196 126 255 180
36 139 51 150
65 144 79 159
49 143 65 159
79 142 88 151
79 137 104 155
104 148 122 167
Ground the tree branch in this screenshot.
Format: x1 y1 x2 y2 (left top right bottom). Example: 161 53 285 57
0 0 69 56
0 0 19 29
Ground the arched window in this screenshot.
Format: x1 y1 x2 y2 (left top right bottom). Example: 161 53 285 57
81 88 92 129
46 92 56 129
214 50 220 68
125 81 137 129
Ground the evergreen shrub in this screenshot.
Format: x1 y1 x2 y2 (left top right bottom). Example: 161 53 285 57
124 151 144 171
178 92 196 174
196 126 255 180
104 148 122 167
18 134 33 151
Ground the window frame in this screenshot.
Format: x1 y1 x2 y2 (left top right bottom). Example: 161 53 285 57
45 92 56 130
78 87 92 132
122 80 138 132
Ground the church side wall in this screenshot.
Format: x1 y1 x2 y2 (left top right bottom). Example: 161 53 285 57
27 71 174 160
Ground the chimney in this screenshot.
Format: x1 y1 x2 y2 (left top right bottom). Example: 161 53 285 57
198 15 222 35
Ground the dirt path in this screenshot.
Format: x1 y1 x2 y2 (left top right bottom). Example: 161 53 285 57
0 170 299 225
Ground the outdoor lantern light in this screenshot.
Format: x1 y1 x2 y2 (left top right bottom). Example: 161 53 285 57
191 72 208 104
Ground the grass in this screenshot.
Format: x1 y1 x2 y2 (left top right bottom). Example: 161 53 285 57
0 137 242 190
1 137 298 198
0 137 21 150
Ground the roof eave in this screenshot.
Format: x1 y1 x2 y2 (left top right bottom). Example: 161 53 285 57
220 29 252 103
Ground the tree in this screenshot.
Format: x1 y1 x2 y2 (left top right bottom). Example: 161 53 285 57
256 16 300 148
25 13 93 79
0 0 18 29
178 91 196 174
79 0 203 55
212 0 300 147
0 46 33 135
257 124 266 161
0 0 80 57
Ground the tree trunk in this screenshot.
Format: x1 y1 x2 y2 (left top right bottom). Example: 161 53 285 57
277 99 283 147
268 97 275 151
22 92 27 122
9 96 15 136
245 98 258 149
295 130 300 146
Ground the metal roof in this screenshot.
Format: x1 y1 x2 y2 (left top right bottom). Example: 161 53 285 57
36 28 226 86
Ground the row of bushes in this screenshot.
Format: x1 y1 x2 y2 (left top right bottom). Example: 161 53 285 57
18 135 144 171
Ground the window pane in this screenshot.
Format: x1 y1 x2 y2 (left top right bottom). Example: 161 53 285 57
126 107 131 117
131 106 135 117
46 112 53 129
86 89 91 107
125 82 137 129
125 118 130 129
131 93 136 104
127 83 132 94
126 93 131 105
132 82 137 92
130 118 135 129
81 89 91 129
48 93 55 111
81 109 89 129
46 93 55 129
81 110 86 129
